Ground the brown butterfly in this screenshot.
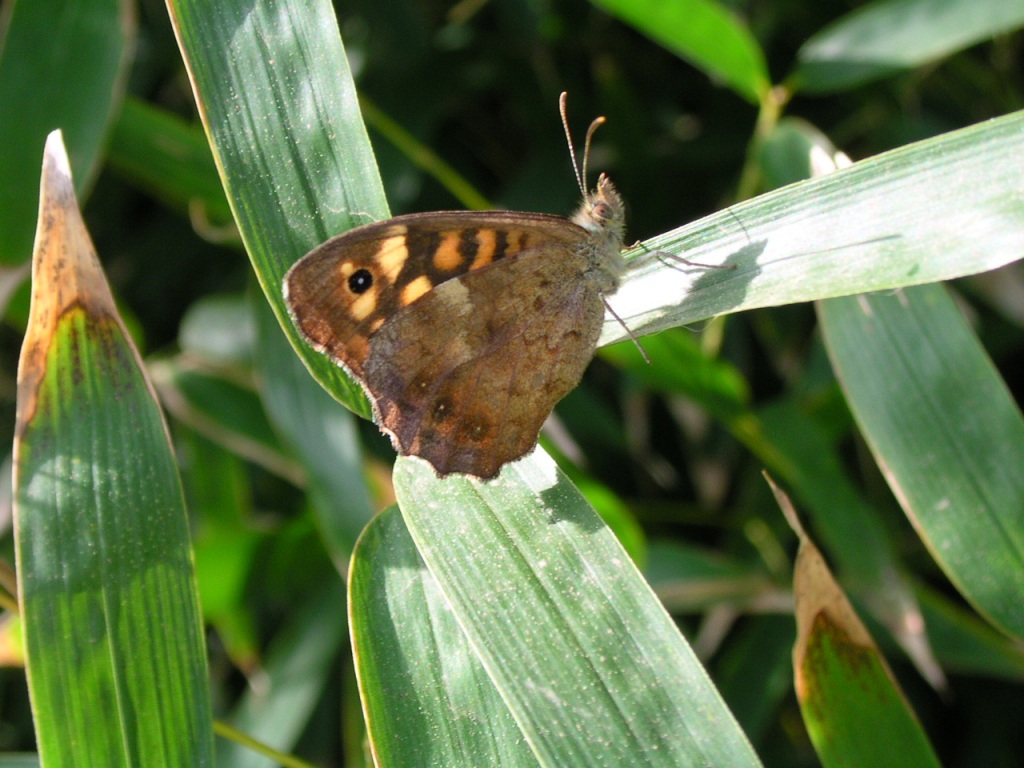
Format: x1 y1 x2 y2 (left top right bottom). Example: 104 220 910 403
284 94 626 480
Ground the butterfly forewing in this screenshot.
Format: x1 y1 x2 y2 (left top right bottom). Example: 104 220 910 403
283 211 588 380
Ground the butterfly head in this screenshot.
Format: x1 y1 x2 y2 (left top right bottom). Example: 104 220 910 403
572 173 626 248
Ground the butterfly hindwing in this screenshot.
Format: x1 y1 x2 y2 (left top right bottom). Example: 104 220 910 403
363 241 604 479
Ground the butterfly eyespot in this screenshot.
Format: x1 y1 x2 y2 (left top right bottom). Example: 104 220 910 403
348 268 374 294
432 397 453 422
461 414 493 442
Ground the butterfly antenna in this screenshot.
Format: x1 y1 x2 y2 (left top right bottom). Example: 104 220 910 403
582 115 606 193
559 92 587 197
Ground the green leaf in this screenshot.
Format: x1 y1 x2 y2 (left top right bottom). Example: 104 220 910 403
591 0 770 104
756 402 900 588
605 110 1024 346
792 0 1024 92
757 117 841 190
0 0 134 264
819 284 1024 638
13 133 213 767
350 507 534 767
392 454 763 767
167 0 389 417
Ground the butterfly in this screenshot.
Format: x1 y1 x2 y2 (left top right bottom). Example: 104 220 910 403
284 93 627 480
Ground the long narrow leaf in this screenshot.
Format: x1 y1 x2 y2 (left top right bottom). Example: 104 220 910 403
13 132 213 768
591 0 770 103
0 0 133 264
167 0 388 415
396 454 763 768
350 507 535 767
793 0 1024 92
604 110 1024 345
819 285 1024 638
772 479 941 768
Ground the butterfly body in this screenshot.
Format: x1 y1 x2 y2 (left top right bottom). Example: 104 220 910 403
285 120 626 480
